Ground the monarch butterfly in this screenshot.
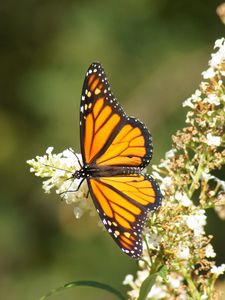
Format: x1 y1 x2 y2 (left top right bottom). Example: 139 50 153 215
74 62 162 258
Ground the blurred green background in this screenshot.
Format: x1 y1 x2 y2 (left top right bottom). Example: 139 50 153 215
1 1 225 299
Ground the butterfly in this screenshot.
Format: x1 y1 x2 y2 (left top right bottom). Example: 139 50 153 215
73 62 162 258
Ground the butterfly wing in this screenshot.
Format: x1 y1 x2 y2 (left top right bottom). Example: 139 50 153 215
79 62 162 258
80 62 152 168
87 174 162 258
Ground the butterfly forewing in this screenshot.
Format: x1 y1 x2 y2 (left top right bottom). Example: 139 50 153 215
80 63 153 168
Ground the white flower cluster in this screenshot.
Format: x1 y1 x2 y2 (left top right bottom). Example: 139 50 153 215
123 269 193 300
175 191 192 207
183 89 202 108
205 244 216 258
206 133 221 147
211 264 225 275
144 231 162 250
202 37 225 79
27 147 93 219
184 209 207 237
123 38 225 300
183 37 225 113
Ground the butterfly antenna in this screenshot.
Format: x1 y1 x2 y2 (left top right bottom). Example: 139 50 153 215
75 153 83 169
68 148 83 169
41 163 72 174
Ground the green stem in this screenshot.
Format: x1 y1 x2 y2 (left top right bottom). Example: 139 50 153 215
188 155 205 198
182 155 206 299
207 275 217 298
149 254 163 275
182 270 201 300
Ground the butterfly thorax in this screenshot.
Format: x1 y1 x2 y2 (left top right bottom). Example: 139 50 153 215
73 165 142 179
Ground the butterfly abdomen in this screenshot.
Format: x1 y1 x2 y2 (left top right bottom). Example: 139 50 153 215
86 165 142 177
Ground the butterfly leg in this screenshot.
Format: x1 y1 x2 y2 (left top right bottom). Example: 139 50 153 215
84 190 90 199
59 177 86 197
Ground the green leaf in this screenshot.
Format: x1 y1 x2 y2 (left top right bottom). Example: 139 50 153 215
40 280 126 300
138 266 167 300
157 265 167 281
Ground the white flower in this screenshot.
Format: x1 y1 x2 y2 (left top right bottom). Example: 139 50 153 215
183 97 195 108
123 274 134 285
135 270 149 286
158 160 170 168
192 89 202 101
208 38 225 68
210 48 225 67
202 67 216 79
168 274 183 289
27 147 92 217
183 90 202 107
145 233 161 250
214 37 225 49
127 289 139 299
46 146 54 155
138 260 146 269
147 284 168 299
179 293 188 300
205 244 216 258
178 247 190 260
205 94 220 106
185 210 207 237
165 149 177 159
175 191 192 207
201 171 212 181
160 176 173 192
169 278 180 289
206 133 221 146
211 264 225 275
152 171 163 181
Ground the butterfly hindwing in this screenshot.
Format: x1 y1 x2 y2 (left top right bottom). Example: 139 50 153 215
80 62 153 168
87 174 162 258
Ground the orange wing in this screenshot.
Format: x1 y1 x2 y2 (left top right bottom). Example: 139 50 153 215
87 175 162 258
80 62 152 168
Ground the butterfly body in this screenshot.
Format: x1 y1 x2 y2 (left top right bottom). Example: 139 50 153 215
76 62 162 258
74 165 142 179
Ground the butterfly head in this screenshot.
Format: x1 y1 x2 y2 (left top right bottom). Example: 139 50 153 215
73 169 86 179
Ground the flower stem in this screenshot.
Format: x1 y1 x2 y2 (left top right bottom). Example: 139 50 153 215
182 269 201 300
188 155 205 198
